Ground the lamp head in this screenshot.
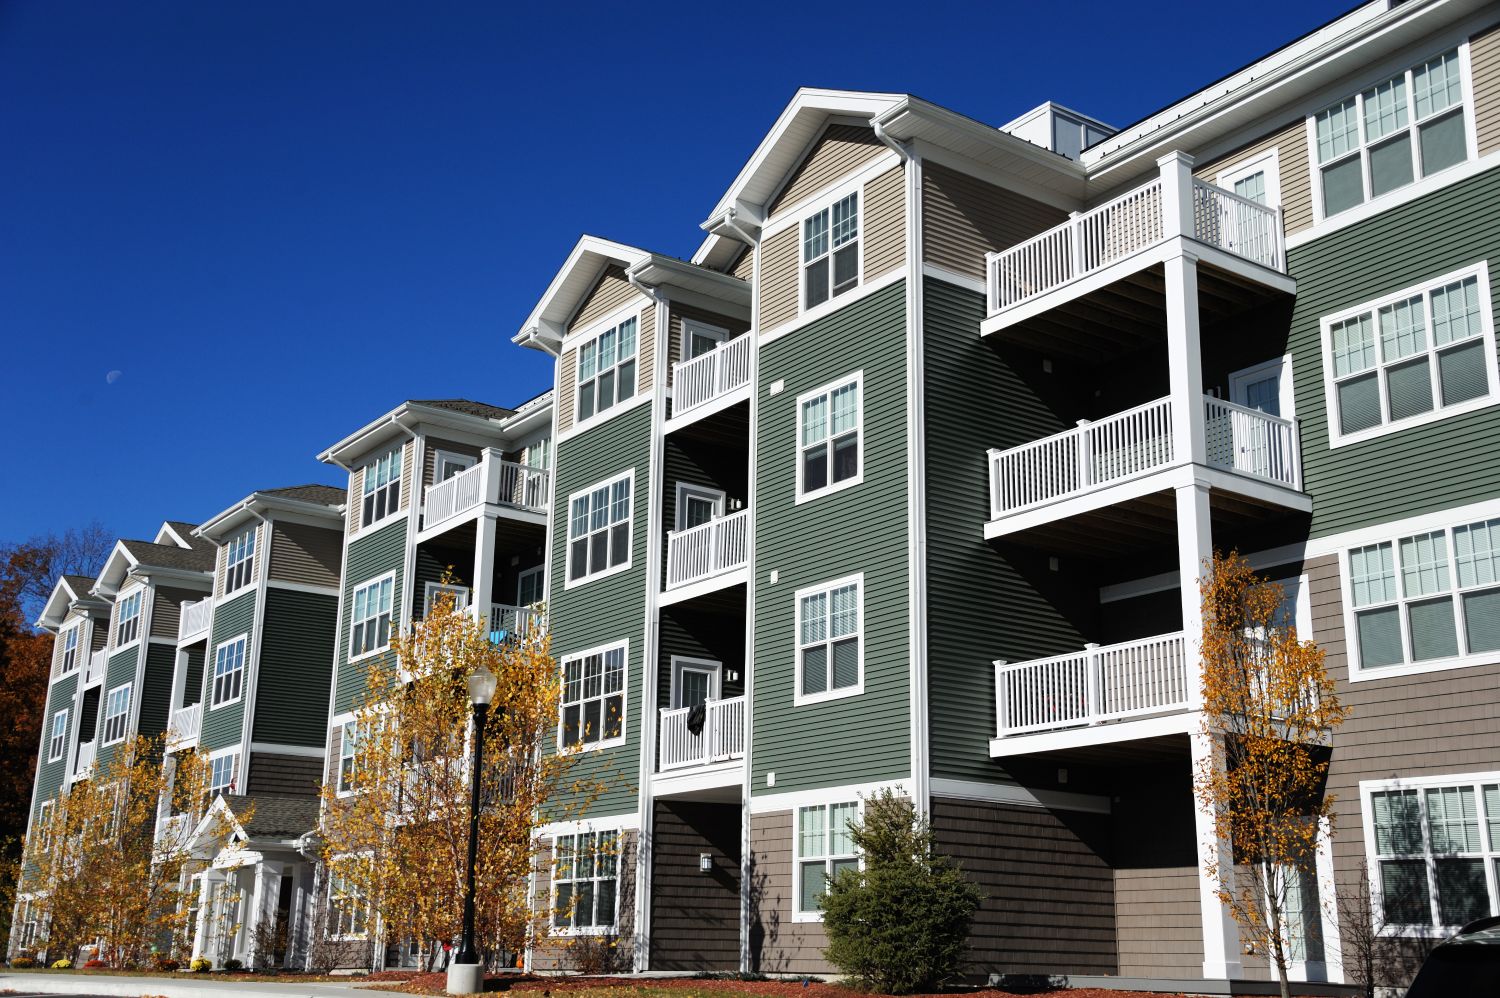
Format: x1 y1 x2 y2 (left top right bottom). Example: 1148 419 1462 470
468 665 497 707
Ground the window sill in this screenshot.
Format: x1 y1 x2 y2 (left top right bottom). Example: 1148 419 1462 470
1349 651 1500 682
791 910 825 924
557 735 628 755
793 683 865 707
549 924 620 937
564 560 633 590
1328 395 1498 449
347 646 393 665
356 511 408 535
794 474 864 507
209 696 243 711
562 393 653 442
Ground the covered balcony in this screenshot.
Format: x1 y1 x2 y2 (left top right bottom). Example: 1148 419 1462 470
658 695 746 772
167 701 203 752
178 597 212 644
72 739 97 783
668 333 752 427
421 449 549 534
665 509 749 596
485 602 544 643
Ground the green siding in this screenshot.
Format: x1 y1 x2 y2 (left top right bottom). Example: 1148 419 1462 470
138 643 175 739
752 280 912 796
1291 166 1500 537
30 672 80 822
547 401 652 819
334 518 408 714
202 590 256 751
98 644 139 768
254 587 338 746
922 278 1092 782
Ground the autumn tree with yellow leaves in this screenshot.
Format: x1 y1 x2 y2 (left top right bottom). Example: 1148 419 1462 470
317 593 599 970
1193 552 1349 998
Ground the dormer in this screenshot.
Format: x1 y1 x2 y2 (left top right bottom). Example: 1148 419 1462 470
36 574 110 681
196 486 346 600
94 528 215 652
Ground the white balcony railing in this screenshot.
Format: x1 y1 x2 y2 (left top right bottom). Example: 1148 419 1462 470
658 696 746 771
167 702 203 750
986 167 1284 315
423 453 550 529
987 395 1301 520
178 598 212 643
84 649 107 687
157 812 192 846
665 509 750 589
486 603 544 643
672 335 753 416
995 632 1189 737
72 740 97 782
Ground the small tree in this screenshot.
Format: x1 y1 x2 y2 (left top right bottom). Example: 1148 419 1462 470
820 789 981 993
1194 552 1349 998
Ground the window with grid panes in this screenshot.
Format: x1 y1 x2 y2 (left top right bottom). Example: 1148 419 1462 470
552 830 619 929
209 752 238 796
567 473 631 583
803 193 859 310
116 590 141 647
797 578 862 699
48 710 67 762
362 447 403 526
1370 778 1500 930
338 720 359 793
60 625 78 675
350 575 394 657
798 375 861 499
102 683 131 744
796 801 860 915
328 860 371 938
224 527 255 594
576 316 638 422
560 644 626 748
211 635 246 707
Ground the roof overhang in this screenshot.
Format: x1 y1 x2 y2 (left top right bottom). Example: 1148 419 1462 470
317 401 512 469
499 390 554 439
35 576 108 631
92 541 138 597
92 541 212 597
196 492 346 542
154 522 194 548
627 254 751 322
512 235 652 355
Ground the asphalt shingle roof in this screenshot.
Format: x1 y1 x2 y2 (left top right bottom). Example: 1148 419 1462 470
223 794 320 839
261 484 346 506
120 538 216 574
410 398 514 420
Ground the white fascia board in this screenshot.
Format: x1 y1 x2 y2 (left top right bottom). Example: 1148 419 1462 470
37 576 92 630
512 235 652 347
316 405 414 467
154 522 194 548
627 256 751 316
197 494 344 542
91 540 140 597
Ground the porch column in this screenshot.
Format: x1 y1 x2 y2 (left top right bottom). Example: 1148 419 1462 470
1164 249 1207 469
191 872 215 961
472 514 497 626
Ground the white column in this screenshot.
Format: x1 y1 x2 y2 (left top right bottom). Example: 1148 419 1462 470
192 872 215 961
472 514 497 625
1314 816 1343 983
1164 251 1206 469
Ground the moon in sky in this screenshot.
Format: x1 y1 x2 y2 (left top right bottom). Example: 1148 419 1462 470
106 370 122 384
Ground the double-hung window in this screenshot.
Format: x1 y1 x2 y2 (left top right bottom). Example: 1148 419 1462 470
567 472 632 584
102 683 131 745
362 447 403 526
116 590 141 647
328 859 370 938
60 626 79 675
212 635 247 707
576 315 638 422
224 528 255 594
559 643 626 749
1313 48 1470 218
338 720 359 793
796 575 863 702
48 710 68 762
1346 516 1500 675
1367 775 1500 931
796 801 860 917
1324 265 1494 444
208 751 238 796
803 192 859 310
552 830 619 930
798 374 862 501
350 575 394 658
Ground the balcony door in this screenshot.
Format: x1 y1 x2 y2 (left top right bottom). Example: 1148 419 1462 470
1224 357 1295 480
424 581 469 616
671 656 721 710
516 565 544 607
682 319 729 362
433 450 476 483
675 483 725 532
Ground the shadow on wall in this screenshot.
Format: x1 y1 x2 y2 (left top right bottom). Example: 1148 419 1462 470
745 847 782 975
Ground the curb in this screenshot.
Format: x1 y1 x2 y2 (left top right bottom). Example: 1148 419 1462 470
0 973 385 998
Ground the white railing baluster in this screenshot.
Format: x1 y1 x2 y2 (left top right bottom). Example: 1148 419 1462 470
658 695 746 771
178 598 213 642
1202 395 1301 490
671 335 753 417
424 457 549 529
665 508 750 588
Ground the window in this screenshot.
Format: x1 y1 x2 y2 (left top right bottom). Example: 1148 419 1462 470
681 319 728 362
559 642 626 749
576 314 638 422
796 575 863 703
224 527 255 594
328 860 371 939
433 450 476 483
208 752 238 796
36 801 54 853
1346 515 1500 676
102 683 131 745
1367 774 1500 932
524 437 553 472
362 446 403 526
797 374 862 501
552 830 619 930
423 581 469 616
674 483 725 532
795 801 860 918
803 192 859 310
567 472 632 584
211 635 247 707
60 625 79 675
48 710 67 762
338 720 360 794
350 574 395 658
1323 264 1495 444
1313 48 1470 218
1217 149 1281 208
115 590 141 647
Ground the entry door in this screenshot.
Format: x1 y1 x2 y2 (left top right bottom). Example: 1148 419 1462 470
1230 359 1287 417
516 565 544 606
676 484 725 532
434 450 476 482
672 657 722 710
683 320 728 361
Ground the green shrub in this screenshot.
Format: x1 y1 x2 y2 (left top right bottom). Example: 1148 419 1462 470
51 958 72 969
190 957 212 973
223 958 244 972
820 789 982 994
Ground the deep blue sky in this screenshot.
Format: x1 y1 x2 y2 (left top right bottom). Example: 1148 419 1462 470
0 0 1351 549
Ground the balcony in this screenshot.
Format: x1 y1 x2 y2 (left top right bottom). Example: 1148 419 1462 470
669 335 753 424
422 453 549 532
657 696 746 773
178 597 212 643
72 740 97 783
157 811 193 845
992 632 1195 756
83 649 107 687
486 602 544 643
664 509 749 598
167 702 203 751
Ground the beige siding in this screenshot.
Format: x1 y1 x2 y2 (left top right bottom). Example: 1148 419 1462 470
768 123 884 217
638 301 656 396
150 586 196 639
422 437 483 490
730 246 754 281
557 350 577 434
922 162 1070 281
215 543 227 597
91 620 108 653
1194 118 1313 236
862 164 906 281
573 265 640 331
1114 866 1203 977
398 441 413 511
746 809 831 974
1473 22 1500 155
268 522 342 588
529 830 638 972
758 225 799 333
666 303 752 381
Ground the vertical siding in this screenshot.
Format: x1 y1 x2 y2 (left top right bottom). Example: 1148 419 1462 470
758 226 799 333
753 281 910 796
202 590 256 751
861 164 905 282
1473 22 1500 156
746 809 829 974
333 518 408 714
768 124 884 217
1194 118 1312 236
254 588 338 747
665 303 750 384
268 522 343 589
921 163 1070 281
649 801 742 970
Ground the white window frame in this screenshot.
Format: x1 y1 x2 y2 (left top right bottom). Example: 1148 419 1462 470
550 827 622 934
565 470 634 588
361 445 404 529
115 588 142 649
349 572 396 662
1216 147 1283 208
557 639 629 753
210 634 248 709
48 709 68 763
208 749 239 797
680 318 729 364
1340 512 1500 681
432 449 477 484
1360 771 1500 937
101 682 132 746
674 483 726 533
795 371 864 504
327 855 373 940
574 307 641 426
516 564 545 607
59 624 79 676
798 190 862 314
1320 262 1496 448
1307 43 1476 224
423 581 470 616
793 573 865 706
793 799 863 922
1229 355 1296 421
337 720 360 796
223 527 256 595
668 655 722 710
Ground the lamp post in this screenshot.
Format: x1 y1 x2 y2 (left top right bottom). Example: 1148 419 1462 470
447 664 496 996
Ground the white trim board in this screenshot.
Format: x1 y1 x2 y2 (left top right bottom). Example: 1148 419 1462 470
748 777 912 815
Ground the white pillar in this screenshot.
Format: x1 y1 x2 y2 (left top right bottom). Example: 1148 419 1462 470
1314 816 1343 983
472 514 497 623
192 872 215 961
1164 251 1206 469
1192 730 1243 979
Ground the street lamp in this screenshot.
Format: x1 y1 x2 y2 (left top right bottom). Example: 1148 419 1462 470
447 664 496 996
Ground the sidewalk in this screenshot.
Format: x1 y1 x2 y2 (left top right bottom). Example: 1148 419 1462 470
0 972 386 998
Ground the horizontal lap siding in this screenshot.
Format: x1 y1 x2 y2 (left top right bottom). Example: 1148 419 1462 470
573 266 640 330
731 247 754 281
530 831 639 972
1289 168 1500 538
753 281 910 796
98 644 139 770
640 301 656 396
1111 759 1202 978
152 585 198 639
139 643 175 738
1194 118 1312 236
759 226 799 333
254 588 338 747
649 801 742 970
334 519 408 715
747 809 829 974
922 164 1070 281
202 590 257 751
548 403 653 819
269 522 343 589
31 672 79 817
558 351 577 434
768 124 884 217
861 164 905 282
247 752 323 799
1473 23 1500 155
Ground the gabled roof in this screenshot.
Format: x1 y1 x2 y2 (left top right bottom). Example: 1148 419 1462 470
196 484 348 541
260 484 347 505
318 398 530 470
158 522 199 548
410 399 515 420
36 574 106 631
223 794 320 840
94 533 215 596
